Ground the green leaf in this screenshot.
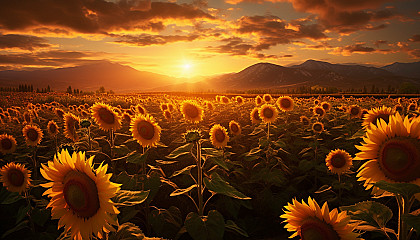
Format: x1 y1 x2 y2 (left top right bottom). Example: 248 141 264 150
1 220 29 238
155 159 177 165
170 165 196 178
115 171 138 190
149 206 183 239
349 128 365 139
225 220 249 237
204 173 251 200
374 181 420 200
166 143 193 159
113 190 150 207
112 145 130 156
16 204 31 224
119 206 140 223
126 150 148 165
202 148 223 157
340 201 393 229
402 214 420 232
298 159 315 172
0 187 22 204
208 157 230 171
170 184 197 197
109 222 146 240
31 208 50 227
185 210 225 240
314 185 332 194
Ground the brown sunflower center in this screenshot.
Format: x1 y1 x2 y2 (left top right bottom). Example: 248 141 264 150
257 98 262 104
322 104 329 111
263 107 274 118
184 105 199 118
315 108 324 116
98 107 115 125
253 110 261 121
313 123 323 132
1 138 13 150
280 98 291 108
7 169 24 187
26 128 39 142
161 105 168 111
231 123 239 133
137 120 155 140
330 154 346 169
49 124 57 133
215 129 226 143
137 107 145 115
63 170 99 218
350 107 360 116
264 96 271 102
409 104 416 111
379 138 420 182
300 218 340 240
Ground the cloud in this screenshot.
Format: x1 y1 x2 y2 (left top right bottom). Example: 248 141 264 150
112 33 200 46
331 43 396 56
0 50 104 68
0 34 51 50
409 34 420 42
226 0 398 33
0 0 215 34
397 41 420 59
206 37 277 59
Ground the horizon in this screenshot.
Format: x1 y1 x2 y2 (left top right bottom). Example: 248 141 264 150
0 0 419 78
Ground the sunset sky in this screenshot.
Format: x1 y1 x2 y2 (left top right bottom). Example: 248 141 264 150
0 0 419 78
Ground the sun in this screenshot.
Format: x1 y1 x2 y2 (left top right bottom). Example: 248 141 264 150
183 63 192 71
180 61 195 77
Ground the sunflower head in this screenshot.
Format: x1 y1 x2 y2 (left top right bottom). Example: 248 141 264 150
263 94 272 103
206 101 214 111
321 102 331 111
276 96 294 111
408 103 417 112
47 120 60 136
394 104 404 113
130 114 161 148
281 197 361 240
23 112 32 124
181 101 203 123
163 110 172 121
41 150 120 240
160 103 168 112
255 95 263 105
362 106 396 129
312 122 324 133
91 103 121 131
313 106 326 117
250 107 262 124
64 113 80 142
314 99 320 105
22 124 43 146
348 105 361 118
300 116 310 125
235 96 244 104
210 124 229 149
183 129 202 143
0 134 17 154
135 104 147 115
259 104 278 124
0 162 31 193
229 120 242 136
356 113 420 193
55 108 65 119
326 149 353 175
221 96 230 104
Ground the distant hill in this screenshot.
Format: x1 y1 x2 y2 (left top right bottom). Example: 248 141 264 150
381 61 420 79
0 59 419 92
0 61 181 92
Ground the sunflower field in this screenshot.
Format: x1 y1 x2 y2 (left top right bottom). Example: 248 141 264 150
0 91 420 240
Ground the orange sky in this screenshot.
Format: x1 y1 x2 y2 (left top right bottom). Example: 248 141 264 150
0 0 419 77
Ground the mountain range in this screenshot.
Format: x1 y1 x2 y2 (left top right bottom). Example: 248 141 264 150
0 60 419 93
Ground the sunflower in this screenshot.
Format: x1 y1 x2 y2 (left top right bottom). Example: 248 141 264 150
0 134 17 154
355 113 420 193
255 95 263 105
209 124 229 149
312 122 324 133
394 104 404 113
314 99 320 105
313 106 326 117
64 113 80 142
23 111 32 124
229 120 242 136
326 149 353 175
321 102 331 111
348 105 361 118
262 94 272 103
135 104 147 115
47 120 60 136
0 162 31 193
91 103 121 131
160 103 168 112
300 116 310 125
163 110 172 121
362 106 395 129
130 114 161 148
221 96 230 104
181 101 203 123
122 113 131 123
41 150 120 240
55 108 65 119
206 101 214 111
250 107 262 124
276 96 294 111
235 96 244 104
408 102 417 112
259 104 278 124
281 197 361 240
22 124 43 146
167 103 175 112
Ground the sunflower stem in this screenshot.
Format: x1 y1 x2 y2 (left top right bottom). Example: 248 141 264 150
196 141 204 217
267 123 270 140
87 126 91 150
338 174 342 203
24 191 36 235
396 194 412 240
110 129 116 175
32 146 38 179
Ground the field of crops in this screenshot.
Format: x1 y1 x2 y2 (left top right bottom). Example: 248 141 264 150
0 92 419 240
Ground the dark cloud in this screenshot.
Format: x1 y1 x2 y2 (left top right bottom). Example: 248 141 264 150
409 34 420 42
0 50 101 67
206 37 278 59
374 40 388 47
0 34 51 50
0 0 214 34
397 41 420 59
113 33 200 46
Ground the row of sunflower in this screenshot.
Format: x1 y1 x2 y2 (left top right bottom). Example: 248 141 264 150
0 93 419 240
